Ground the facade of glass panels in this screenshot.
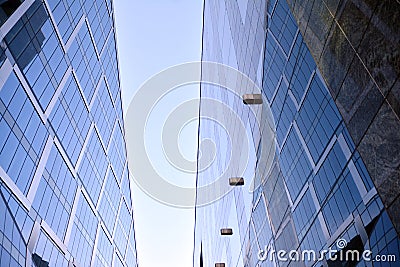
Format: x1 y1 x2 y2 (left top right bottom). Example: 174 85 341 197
285 0 400 234
194 0 399 267
0 1 138 266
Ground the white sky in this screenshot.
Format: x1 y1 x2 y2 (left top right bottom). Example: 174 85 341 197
114 1 204 266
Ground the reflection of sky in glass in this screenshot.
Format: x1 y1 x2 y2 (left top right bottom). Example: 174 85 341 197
195 0 400 266
114 1 204 266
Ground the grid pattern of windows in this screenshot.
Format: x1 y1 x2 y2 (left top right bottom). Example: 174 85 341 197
369 212 400 267
195 0 400 266
98 169 120 234
322 169 363 235
0 71 47 195
6 1 68 110
252 195 273 247
271 79 288 123
49 75 91 164
292 190 315 239
78 129 107 204
115 91 124 127
108 123 126 182
268 0 297 55
275 86 296 144
82 0 112 53
252 196 267 231
264 37 286 101
33 230 69 266
274 219 297 255
313 140 347 203
68 22 101 104
32 145 77 240
93 227 113 267
262 0 399 264
0 0 137 266
91 79 116 147
47 0 83 43
280 127 312 200
114 200 131 256
285 33 316 102
297 77 341 162
101 34 120 102
126 223 138 267
121 167 132 208
353 150 375 192
298 217 325 266
68 195 97 267
0 188 25 267
1 185 35 242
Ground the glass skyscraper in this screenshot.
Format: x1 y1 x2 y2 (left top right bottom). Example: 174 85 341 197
194 0 399 267
0 0 137 266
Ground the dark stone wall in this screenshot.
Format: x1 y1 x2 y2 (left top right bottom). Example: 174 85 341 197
286 0 400 234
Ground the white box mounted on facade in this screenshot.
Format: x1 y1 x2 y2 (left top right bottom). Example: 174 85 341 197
229 177 245 186
220 228 233 235
242 94 263 104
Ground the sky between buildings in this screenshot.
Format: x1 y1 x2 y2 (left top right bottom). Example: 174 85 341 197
114 1 204 266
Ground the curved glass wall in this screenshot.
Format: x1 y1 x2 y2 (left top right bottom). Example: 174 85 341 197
194 0 400 266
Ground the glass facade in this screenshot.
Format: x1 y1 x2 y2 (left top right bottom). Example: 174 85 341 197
194 0 400 267
0 0 137 266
